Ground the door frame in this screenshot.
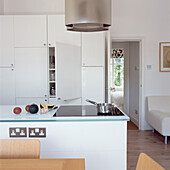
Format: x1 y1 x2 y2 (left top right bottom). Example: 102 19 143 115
108 36 145 130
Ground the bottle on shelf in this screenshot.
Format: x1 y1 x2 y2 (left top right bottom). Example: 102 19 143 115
50 86 55 96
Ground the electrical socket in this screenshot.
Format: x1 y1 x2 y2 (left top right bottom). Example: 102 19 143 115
9 128 27 138
147 65 152 70
29 128 46 138
135 110 138 115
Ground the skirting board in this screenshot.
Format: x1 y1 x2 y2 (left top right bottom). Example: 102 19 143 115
129 115 139 127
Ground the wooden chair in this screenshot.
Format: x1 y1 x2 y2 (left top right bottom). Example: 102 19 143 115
136 153 165 170
0 139 40 159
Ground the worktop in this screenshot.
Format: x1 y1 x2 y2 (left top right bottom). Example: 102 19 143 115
0 105 129 122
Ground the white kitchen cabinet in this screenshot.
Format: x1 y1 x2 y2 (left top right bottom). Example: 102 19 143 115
0 68 15 105
82 32 105 67
15 48 48 99
48 15 81 47
0 121 128 170
16 98 48 105
82 67 105 104
56 43 81 103
14 15 47 47
49 98 82 106
0 16 14 67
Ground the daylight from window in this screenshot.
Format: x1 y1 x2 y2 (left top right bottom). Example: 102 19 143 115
114 58 124 87
111 48 124 88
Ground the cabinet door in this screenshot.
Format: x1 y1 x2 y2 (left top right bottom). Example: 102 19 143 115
16 98 48 105
15 48 48 98
14 15 47 47
0 68 15 105
49 98 82 106
82 32 105 66
82 67 105 104
56 43 81 101
0 16 14 67
48 15 81 47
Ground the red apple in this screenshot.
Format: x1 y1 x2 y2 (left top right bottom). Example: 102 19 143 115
25 105 30 112
13 107 22 114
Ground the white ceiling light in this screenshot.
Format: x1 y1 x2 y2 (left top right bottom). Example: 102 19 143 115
65 0 111 32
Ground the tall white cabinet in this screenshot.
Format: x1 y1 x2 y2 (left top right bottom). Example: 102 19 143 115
13 15 48 105
0 16 14 68
82 32 105 67
82 32 105 104
0 14 106 105
15 48 48 104
82 67 105 103
0 68 15 105
0 16 15 105
48 15 81 47
14 15 47 48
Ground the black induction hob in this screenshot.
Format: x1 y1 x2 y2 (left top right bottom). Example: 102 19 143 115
53 105 125 117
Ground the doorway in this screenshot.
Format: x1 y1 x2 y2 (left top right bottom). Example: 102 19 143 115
110 41 140 128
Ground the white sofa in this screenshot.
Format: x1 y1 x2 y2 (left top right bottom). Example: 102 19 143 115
146 96 170 144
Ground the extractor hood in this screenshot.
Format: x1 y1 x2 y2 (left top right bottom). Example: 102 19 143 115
65 0 111 32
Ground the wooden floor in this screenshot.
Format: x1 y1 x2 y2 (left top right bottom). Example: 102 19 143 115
127 121 138 130
127 130 170 170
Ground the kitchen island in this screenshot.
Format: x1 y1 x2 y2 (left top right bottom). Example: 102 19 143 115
0 105 129 170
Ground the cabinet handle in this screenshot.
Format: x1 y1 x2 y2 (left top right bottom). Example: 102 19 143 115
45 95 47 97
11 64 14 67
11 69 14 71
45 99 47 102
58 98 61 100
49 44 51 46
44 43 46 46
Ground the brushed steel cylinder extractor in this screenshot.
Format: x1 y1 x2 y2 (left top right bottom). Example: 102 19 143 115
65 0 112 32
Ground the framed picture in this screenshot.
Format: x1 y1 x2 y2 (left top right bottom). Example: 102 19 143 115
159 42 170 72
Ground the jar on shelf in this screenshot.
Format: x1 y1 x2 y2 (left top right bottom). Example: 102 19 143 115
50 72 55 81
50 56 55 69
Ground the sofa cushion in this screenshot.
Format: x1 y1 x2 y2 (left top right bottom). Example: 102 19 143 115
147 96 170 113
147 110 170 136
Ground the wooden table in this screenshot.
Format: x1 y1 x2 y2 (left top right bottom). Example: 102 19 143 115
0 159 85 170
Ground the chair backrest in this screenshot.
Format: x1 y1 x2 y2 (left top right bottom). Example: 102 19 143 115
136 153 165 170
0 139 40 159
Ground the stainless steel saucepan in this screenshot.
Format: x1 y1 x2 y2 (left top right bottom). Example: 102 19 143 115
86 99 113 114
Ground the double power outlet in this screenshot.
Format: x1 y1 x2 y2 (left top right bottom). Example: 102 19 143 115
9 127 46 138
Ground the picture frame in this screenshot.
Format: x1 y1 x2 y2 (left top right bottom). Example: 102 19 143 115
159 42 170 72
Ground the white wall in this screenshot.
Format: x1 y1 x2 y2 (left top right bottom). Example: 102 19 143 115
111 0 170 130
129 42 139 125
3 0 65 14
0 0 4 14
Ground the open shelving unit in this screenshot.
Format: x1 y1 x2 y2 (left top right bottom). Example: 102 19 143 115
49 47 56 99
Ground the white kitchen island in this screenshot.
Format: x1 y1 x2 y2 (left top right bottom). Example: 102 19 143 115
0 105 129 170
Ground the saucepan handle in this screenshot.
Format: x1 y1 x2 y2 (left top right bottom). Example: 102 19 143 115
86 99 98 105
